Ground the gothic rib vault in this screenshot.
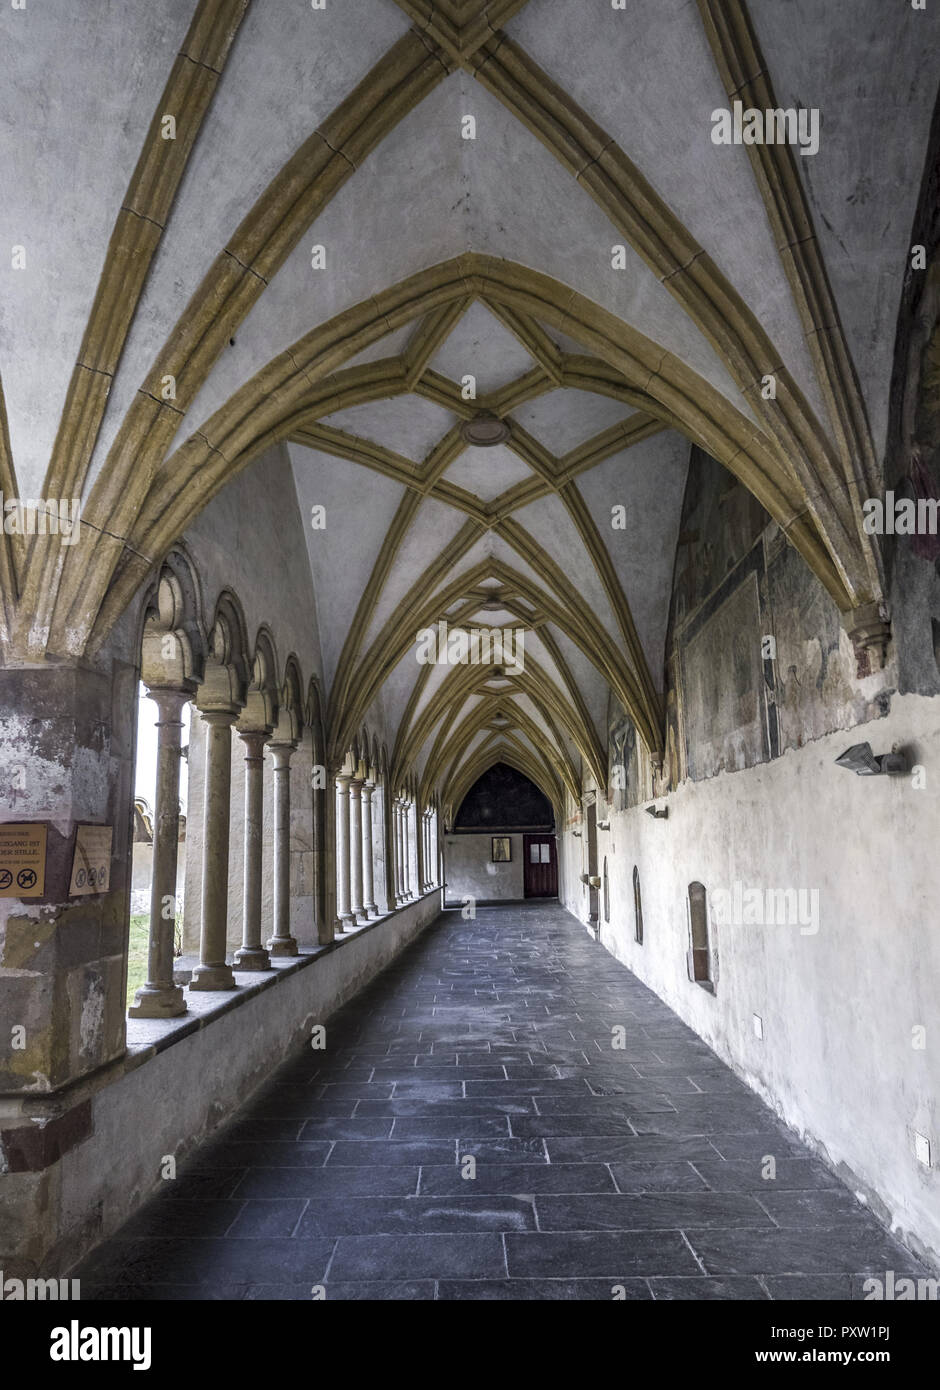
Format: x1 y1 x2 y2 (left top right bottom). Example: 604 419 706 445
0 0 932 825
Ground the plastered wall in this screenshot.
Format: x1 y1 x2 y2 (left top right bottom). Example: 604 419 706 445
444 833 525 903
561 693 940 1266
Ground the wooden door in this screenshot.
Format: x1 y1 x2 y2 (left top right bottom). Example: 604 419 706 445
523 834 557 898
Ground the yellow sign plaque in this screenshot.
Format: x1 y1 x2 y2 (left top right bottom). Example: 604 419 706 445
0 823 47 897
69 824 113 896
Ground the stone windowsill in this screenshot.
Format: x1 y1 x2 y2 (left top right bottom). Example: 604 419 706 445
124 890 440 1065
6 891 439 1122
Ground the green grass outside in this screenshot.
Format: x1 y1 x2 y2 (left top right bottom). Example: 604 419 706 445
125 914 150 1009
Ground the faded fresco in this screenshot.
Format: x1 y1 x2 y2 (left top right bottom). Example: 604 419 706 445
662 448 894 788
606 695 639 810
680 572 767 780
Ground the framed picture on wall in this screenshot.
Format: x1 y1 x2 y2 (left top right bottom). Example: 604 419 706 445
491 836 511 862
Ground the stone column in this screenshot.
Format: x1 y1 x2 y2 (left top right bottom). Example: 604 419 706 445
267 742 299 956
349 777 366 923
423 812 431 890
234 729 271 970
394 799 405 905
190 709 238 991
390 797 399 906
129 687 189 1017
415 805 425 893
335 774 354 931
362 779 378 916
402 800 412 899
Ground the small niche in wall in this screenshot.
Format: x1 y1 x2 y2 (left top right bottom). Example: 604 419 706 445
633 865 643 944
603 857 609 923
686 880 715 992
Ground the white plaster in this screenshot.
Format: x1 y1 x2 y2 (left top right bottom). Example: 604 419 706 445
562 693 940 1266
445 832 525 902
429 301 536 393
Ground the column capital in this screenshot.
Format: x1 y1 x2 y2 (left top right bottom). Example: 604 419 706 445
197 704 240 726
335 772 353 792
842 601 891 677
237 726 269 756
144 683 194 713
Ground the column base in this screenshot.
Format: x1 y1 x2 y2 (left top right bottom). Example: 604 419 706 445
266 936 299 957
128 983 187 1018
189 962 238 991
364 902 379 917
234 946 272 971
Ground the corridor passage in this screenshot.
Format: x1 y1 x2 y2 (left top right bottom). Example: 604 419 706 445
78 904 928 1301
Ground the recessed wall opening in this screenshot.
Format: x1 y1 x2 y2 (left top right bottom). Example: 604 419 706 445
633 865 643 945
686 880 715 992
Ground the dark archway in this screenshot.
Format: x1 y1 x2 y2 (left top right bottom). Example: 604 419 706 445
453 762 554 833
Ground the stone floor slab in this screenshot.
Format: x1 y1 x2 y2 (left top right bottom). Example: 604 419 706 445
75 902 928 1300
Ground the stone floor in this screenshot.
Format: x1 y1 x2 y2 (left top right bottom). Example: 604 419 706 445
78 902 929 1300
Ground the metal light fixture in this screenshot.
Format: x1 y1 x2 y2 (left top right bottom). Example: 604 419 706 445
834 742 907 776
646 804 668 819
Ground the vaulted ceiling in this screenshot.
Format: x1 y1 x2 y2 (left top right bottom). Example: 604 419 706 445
1 0 935 816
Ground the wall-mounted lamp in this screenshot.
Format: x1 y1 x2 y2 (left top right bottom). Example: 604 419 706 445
597 819 610 831
572 829 582 837
834 742 908 776
645 804 668 819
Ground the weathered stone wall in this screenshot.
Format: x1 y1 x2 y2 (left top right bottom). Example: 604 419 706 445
4 892 441 1279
